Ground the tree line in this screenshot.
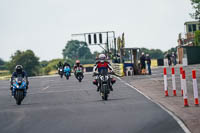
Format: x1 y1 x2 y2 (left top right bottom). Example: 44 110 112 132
0 39 177 76
0 40 98 76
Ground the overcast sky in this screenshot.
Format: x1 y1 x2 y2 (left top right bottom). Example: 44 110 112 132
0 0 194 61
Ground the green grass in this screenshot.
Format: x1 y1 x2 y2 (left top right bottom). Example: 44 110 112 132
0 70 11 80
0 70 10 76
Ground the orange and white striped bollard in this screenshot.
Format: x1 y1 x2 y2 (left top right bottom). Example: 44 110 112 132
171 67 176 96
180 67 183 96
182 70 189 107
192 70 199 106
163 67 168 96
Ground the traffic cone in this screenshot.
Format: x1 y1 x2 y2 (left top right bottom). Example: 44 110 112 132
192 70 199 106
163 67 168 96
180 67 183 96
182 70 189 107
171 67 176 96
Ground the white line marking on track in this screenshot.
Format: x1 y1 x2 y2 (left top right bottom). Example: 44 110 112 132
41 86 49 91
114 76 191 133
29 88 94 95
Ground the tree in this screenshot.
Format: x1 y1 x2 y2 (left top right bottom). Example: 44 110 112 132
194 30 200 46
8 50 40 76
40 60 49 68
190 0 200 20
141 48 164 59
0 58 4 65
0 58 7 70
62 40 94 64
63 40 81 59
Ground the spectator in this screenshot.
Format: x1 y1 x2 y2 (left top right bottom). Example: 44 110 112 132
140 52 146 74
146 54 151 75
171 52 177 66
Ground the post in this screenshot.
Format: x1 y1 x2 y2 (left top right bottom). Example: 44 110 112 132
192 70 199 106
171 67 176 96
163 67 168 96
182 70 189 107
180 67 183 96
106 32 109 57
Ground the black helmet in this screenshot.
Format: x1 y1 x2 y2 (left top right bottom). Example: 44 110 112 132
15 65 23 73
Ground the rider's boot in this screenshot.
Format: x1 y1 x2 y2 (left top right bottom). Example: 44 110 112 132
111 78 116 84
97 86 100 92
93 79 98 85
93 80 99 91
10 87 14 96
110 84 113 91
109 78 116 91
10 85 12 91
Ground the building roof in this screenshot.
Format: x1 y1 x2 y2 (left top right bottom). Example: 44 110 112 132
184 21 200 25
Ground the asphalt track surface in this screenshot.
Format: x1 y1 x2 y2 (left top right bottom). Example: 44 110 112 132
0 74 185 133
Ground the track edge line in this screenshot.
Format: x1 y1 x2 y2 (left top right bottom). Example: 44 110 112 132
115 76 191 133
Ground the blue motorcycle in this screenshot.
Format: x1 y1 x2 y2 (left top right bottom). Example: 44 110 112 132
12 76 27 105
64 66 71 80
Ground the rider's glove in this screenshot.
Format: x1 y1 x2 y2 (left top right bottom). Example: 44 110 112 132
93 72 97 77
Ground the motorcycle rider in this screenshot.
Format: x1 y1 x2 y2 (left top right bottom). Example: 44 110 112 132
10 65 29 94
73 60 84 78
63 61 71 75
93 54 116 91
57 61 63 73
57 61 63 69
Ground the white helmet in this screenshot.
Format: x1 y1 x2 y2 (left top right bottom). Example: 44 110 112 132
99 54 106 61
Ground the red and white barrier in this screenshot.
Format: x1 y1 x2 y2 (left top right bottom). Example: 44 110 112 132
180 67 183 96
163 67 168 96
182 70 189 107
192 70 199 106
171 67 176 96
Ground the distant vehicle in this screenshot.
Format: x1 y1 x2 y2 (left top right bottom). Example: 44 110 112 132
64 66 71 80
94 69 113 100
75 67 84 82
12 75 27 105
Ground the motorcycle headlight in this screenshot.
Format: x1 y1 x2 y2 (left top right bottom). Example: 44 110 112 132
100 76 109 81
16 85 19 88
100 76 104 80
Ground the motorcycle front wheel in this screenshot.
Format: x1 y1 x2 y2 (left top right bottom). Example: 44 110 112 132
15 90 24 105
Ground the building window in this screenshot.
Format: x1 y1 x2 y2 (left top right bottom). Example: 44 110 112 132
188 24 192 32
192 24 197 32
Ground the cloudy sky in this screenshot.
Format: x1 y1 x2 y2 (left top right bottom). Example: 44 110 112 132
0 0 194 61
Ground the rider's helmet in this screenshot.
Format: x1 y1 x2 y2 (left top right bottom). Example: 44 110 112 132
142 52 145 56
76 60 80 65
99 54 106 63
15 65 23 73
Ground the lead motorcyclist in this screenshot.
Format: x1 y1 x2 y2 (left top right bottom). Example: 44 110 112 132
73 60 84 78
10 65 29 95
93 54 116 91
